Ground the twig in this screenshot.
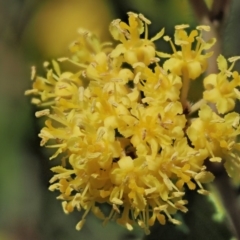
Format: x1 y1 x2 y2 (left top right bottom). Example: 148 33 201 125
188 0 210 22
210 0 231 22
214 170 240 240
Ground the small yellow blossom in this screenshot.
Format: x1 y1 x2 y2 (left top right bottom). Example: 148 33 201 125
159 25 215 80
203 55 240 114
187 104 240 182
69 28 112 64
136 65 182 104
25 12 240 234
110 12 164 66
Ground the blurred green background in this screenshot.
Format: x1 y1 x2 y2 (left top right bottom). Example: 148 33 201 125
1 0 240 239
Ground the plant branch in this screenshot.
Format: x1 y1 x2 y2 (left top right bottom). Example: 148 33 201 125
210 0 231 22
214 170 240 240
188 0 210 22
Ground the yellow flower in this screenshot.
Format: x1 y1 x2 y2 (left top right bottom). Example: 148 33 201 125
110 156 147 210
187 104 224 158
25 60 83 108
135 65 182 104
203 55 240 114
69 28 112 64
110 12 164 66
187 104 240 182
26 11 240 234
86 52 134 97
158 25 215 80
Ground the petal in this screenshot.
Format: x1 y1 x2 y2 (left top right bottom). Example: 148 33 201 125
217 55 228 72
199 104 212 121
216 97 235 114
187 61 202 80
203 74 217 89
118 156 134 170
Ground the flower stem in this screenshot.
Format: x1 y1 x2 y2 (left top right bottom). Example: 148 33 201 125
189 99 206 114
188 0 210 22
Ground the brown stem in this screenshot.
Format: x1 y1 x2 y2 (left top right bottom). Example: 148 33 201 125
214 170 240 240
188 0 210 22
210 0 231 23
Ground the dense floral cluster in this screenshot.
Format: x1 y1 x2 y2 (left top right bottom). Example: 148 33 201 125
25 12 240 234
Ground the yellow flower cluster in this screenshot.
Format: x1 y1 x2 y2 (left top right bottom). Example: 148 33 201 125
25 12 240 234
